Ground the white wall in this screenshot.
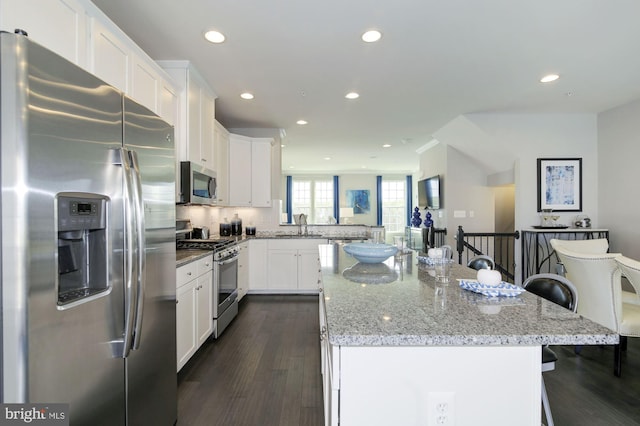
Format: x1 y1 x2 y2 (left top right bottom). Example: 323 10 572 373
465 113 599 231
423 112 598 282
597 99 640 257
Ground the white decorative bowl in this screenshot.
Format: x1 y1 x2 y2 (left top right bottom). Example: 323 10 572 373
343 242 398 264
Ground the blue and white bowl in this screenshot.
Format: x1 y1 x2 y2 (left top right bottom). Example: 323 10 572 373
343 242 398 264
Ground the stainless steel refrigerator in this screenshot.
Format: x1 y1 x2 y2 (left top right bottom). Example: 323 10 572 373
0 32 177 425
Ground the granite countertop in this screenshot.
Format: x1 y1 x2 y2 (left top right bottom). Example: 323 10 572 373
176 249 212 267
319 243 619 347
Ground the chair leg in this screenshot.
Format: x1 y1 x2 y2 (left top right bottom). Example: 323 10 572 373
541 375 554 426
574 345 583 355
614 342 622 377
621 335 628 351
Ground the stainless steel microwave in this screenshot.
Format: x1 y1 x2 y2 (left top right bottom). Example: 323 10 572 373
179 161 217 205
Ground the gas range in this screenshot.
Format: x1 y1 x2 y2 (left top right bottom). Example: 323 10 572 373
176 238 238 260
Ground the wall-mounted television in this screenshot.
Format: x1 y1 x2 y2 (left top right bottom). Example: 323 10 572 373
418 175 442 210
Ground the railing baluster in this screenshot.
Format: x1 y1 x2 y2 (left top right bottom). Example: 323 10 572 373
454 226 520 283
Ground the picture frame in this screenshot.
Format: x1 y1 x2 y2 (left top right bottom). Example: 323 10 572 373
346 189 370 214
537 158 582 212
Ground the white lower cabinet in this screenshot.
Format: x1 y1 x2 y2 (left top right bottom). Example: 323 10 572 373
176 254 213 371
237 240 249 300
248 240 268 291
266 239 325 292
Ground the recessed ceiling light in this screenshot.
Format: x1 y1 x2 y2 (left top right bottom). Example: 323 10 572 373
240 92 254 100
296 120 308 125
345 92 359 99
383 144 391 148
540 74 559 83
361 30 382 43
204 30 225 44
324 157 331 161
281 144 286 148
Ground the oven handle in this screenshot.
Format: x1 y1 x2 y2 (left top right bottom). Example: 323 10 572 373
216 254 239 266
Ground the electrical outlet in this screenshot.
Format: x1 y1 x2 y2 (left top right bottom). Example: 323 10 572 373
427 392 455 426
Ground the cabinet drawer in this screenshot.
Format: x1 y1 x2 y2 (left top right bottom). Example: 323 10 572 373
197 254 213 275
176 262 198 288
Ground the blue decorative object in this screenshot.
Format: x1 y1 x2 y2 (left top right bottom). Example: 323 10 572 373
411 206 422 227
425 211 433 228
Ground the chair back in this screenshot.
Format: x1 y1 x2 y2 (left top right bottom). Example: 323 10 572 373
550 240 622 332
550 238 609 254
522 273 578 312
467 255 494 271
614 256 640 302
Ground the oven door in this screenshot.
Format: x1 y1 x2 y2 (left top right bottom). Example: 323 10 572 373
214 254 238 317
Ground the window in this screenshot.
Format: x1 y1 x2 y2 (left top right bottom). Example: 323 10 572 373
291 178 334 224
381 180 406 233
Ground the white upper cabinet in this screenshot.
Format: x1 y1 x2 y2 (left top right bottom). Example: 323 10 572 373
228 134 273 207
1 0 87 67
2 0 178 121
159 61 217 169
89 17 131 93
214 120 230 206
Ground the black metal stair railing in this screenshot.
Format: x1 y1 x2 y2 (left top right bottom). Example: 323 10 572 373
455 225 520 282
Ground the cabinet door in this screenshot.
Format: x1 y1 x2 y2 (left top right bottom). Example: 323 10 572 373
196 273 213 346
249 240 268 290
186 75 202 165
201 94 215 167
176 280 196 371
89 17 131 92
237 242 250 299
228 135 252 206
159 81 179 127
131 55 160 114
251 139 272 207
298 249 322 291
214 121 230 206
1 0 87 67
267 249 299 290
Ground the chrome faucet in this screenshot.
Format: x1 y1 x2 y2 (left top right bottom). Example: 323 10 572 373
297 214 308 236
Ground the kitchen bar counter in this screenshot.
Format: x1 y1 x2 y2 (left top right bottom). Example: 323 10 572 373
318 243 618 426
320 244 618 347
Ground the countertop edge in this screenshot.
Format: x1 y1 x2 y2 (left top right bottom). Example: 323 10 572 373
328 333 620 347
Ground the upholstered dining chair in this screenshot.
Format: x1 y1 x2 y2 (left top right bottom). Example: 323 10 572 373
551 238 638 306
466 255 495 271
550 239 640 377
550 238 609 255
523 273 578 426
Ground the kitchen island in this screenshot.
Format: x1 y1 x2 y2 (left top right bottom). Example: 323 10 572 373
318 243 618 426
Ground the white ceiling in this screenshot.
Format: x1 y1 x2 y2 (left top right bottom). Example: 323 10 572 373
91 0 640 174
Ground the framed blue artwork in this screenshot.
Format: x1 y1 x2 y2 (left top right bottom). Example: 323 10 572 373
537 158 582 212
346 189 370 214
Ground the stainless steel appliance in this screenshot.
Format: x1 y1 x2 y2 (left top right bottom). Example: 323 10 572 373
176 239 239 337
1 33 177 425
179 161 217 205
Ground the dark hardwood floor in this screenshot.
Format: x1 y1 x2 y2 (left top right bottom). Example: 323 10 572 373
177 295 323 426
178 295 640 426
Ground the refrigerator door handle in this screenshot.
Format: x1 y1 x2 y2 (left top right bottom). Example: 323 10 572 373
114 147 138 358
129 150 146 350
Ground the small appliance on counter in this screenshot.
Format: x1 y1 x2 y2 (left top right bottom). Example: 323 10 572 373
192 226 210 239
246 223 256 236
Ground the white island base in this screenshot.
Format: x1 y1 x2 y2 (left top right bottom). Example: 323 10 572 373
326 345 540 426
